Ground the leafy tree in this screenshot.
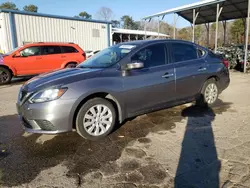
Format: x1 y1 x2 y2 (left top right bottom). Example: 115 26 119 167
121 15 138 29
195 25 202 43
97 7 113 21
75 11 92 19
111 20 120 28
178 28 191 41
230 19 245 44
23 4 38 12
0 1 18 10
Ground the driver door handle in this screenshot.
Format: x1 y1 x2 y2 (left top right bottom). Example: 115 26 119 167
198 67 207 72
162 73 174 78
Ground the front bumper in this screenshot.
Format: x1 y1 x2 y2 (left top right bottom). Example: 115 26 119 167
16 98 76 134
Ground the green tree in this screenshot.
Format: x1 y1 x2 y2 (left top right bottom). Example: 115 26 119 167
75 11 92 19
230 19 245 44
195 25 202 43
178 28 191 41
121 15 138 29
23 4 38 12
0 1 18 10
111 20 120 28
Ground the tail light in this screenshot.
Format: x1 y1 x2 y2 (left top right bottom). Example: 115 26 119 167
222 59 229 68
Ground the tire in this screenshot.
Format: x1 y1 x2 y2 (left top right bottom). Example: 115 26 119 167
0 67 12 85
196 78 219 107
76 98 117 140
65 63 77 68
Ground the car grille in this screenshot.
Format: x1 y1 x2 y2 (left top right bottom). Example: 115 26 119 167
35 120 56 131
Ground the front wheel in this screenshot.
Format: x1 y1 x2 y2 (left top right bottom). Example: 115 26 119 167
76 98 117 140
196 78 219 107
0 67 12 85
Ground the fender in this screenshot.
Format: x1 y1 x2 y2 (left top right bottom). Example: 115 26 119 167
68 89 125 129
0 64 17 76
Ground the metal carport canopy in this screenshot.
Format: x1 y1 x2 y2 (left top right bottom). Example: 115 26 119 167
143 0 250 73
143 0 249 24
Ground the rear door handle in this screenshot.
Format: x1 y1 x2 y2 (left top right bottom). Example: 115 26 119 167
162 73 174 78
36 57 42 60
198 67 207 72
61 56 66 58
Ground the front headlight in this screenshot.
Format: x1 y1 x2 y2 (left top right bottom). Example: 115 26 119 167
29 88 67 103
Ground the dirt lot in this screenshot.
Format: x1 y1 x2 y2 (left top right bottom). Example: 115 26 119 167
0 72 250 188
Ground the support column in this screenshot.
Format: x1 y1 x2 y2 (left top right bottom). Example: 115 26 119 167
136 35 138 40
173 14 178 39
205 23 210 48
192 9 199 43
128 34 131 42
158 16 160 38
244 0 250 73
120 34 122 43
215 4 223 53
144 20 147 40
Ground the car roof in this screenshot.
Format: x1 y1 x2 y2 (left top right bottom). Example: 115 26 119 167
120 39 197 46
23 42 77 47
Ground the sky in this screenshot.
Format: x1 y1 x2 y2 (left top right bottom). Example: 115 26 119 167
1 0 199 28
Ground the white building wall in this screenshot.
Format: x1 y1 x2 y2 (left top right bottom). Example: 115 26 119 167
13 14 109 51
0 12 12 53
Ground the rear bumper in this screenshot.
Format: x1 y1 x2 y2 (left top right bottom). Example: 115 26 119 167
218 76 230 93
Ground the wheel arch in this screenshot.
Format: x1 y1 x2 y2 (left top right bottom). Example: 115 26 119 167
71 92 123 129
0 65 15 76
61 61 78 68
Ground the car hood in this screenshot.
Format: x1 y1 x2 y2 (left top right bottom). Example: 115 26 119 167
22 68 103 92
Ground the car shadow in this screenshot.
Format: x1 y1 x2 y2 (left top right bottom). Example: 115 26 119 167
0 100 231 187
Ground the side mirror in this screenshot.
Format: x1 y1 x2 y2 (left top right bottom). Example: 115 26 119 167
14 52 21 58
126 61 144 70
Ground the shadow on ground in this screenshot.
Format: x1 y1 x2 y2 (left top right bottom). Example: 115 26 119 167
0 100 232 187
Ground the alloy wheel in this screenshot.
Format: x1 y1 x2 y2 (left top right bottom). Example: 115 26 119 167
0 70 9 83
204 83 218 104
83 104 113 136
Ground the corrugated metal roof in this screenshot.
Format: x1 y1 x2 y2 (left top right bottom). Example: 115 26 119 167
143 0 249 25
0 9 111 24
112 28 169 37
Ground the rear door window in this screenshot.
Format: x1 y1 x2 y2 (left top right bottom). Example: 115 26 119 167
171 43 198 63
62 46 79 53
42 46 62 55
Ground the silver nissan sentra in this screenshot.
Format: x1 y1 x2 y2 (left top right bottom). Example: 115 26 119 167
16 40 230 140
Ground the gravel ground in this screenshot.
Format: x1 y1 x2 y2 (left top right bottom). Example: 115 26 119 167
0 71 250 188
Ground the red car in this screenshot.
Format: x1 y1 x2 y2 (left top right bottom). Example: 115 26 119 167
0 42 86 85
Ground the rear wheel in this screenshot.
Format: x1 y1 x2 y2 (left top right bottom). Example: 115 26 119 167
196 78 219 107
76 98 117 140
65 63 77 68
0 67 12 85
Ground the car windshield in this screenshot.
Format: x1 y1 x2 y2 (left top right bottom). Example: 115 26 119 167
78 44 137 68
5 46 23 55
